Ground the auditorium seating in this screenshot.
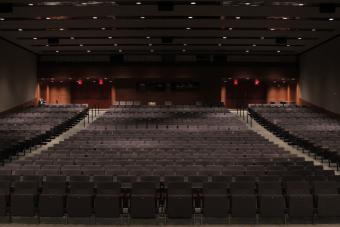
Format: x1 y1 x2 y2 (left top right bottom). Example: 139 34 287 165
0 105 338 224
249 104 340 169
0 105 88 162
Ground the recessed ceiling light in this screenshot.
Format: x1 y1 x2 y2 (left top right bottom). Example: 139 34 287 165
33 37 38 40
118 49 123 52
312 28 316 31
218 43 222 46
245 50 250 53
190 2 196 5
286 44 291 47
188 16 193 19
298 3 304 6
18 28 23 31
92 16 98 19
108 36 113 39
277 50 281 53
87 50 91 53
252 44 256 47
46 17 51 20
235 16 241 19
229 27 233 30
146 36 150 39
260 36 265 39
329 18 334 21
80 44 84 47
140 16 145 19
298 37 302 40
270 28 275 31
182 49 186 52
186 27 191 30
28 3 34 6
245 2 251 5
45 44 49 47
150 49 154 52
0 18 4 21
56 50 59 53
114 43 118 46
101 27 106 30
81 2 87 5
148 43 152 46
183 43 187 46
70 37 75 39
282 17 288 20
222 36 227 39
59 28 64 31
136 2 141 5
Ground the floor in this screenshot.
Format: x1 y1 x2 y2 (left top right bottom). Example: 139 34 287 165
1 224 340 227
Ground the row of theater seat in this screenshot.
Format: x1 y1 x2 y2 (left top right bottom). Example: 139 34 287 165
1 105 337 223
248 104 340 169
1 179 340 224
0 105 88 162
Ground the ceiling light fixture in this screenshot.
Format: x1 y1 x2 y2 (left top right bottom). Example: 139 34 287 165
329 18 334 21
33 37 38 40
92 16 98 19
235 16 241 19
140 16 145 19
108 36 113 39
70 37 75 39
188 16 193 19
190 2 196 5
222 36 227 39
18 28 23 31
136 2 141 5
28 3 34 6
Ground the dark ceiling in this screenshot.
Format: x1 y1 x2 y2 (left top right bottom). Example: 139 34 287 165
0 0 339 59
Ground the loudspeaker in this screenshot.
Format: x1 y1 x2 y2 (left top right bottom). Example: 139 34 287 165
276 37 287 45
48 37 60 44
213 54 227 63
161 37 173 44
0 3 13 13
162 54 176 63
196 54 211 62
110 54 124 64
319 3 336 13
158 1 174 11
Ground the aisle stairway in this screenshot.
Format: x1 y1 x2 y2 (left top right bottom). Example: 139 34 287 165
231 109 340 175
18 109 106 159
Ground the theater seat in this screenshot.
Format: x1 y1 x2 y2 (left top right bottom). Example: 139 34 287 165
167 182 192 219
94 182 121 218
130 182 157 218
39 182 66 217
203 182 229 222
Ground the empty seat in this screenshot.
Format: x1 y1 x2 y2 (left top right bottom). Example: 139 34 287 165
167 182 192 219
286 181 313 221
258 182 285 222
314 181 340 219
130 182 157 218
11 181 38 217
230 182 256 222
203 183 229 219
39 182 66 217
94 182 121 218
0 181 10 216
67 182 93 218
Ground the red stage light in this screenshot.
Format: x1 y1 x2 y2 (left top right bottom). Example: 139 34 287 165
233 79 239 86
99 79 104 85
76 79 83 85
255 79 260 86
